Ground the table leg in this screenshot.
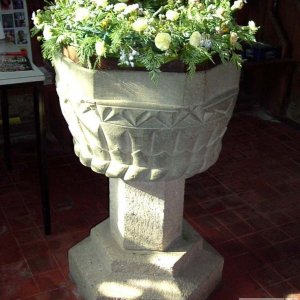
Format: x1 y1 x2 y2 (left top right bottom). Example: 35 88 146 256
1 87 12 170
33 84 51 235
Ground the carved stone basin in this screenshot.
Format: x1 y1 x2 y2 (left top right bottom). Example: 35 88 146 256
55 56 240 181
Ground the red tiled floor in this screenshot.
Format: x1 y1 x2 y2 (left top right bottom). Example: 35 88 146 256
281 222 300 238
21 241 51 260
34 269 66 292
0 114 300 299
25 285 82 300
27 254 59 275
14 227 45 245
213 210 243 226
250 266 283 287
239 232 271 249
0 245 24 265
288 276 300 290
259 227 291 245
226 220 255 237
0 260 40 299
265 281 299 298
273 257 300 279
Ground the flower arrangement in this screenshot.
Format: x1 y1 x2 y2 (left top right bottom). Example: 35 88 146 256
32 0 258 78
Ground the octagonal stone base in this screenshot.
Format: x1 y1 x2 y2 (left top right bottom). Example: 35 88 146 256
69 219 223 300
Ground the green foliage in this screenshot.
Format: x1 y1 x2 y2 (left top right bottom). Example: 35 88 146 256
32 0 258 77
181 45 213 73
77 36 98 68
138 48 165 80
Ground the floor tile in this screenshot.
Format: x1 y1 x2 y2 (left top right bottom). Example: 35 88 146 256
280 222 300 238
34 269 66 292
0 277 40 299
266 281 299 298
288 276 300 290
27 254 59 275
216 239 249 258
0 245 24 265
245 215 274 231
260 227 291 245
213 210 243 226
226 220 255 237
250 266 283 287
14 227 45 245
24 285 83 300
0 260 32 281
239 233 271 249
273 258 300 280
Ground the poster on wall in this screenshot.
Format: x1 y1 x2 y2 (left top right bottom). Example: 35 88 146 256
0 0 32 60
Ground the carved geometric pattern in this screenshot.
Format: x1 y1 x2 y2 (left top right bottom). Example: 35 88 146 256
96 90 236 129
55 59 240 181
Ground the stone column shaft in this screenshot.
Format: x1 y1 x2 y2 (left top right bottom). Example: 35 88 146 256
109 178 185 251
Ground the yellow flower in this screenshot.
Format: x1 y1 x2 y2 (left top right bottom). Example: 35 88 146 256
155 33 171 51
132 18 148 32
100 19 109 28
189 31 201 47
222 24 229 33
95 40 106 57
166 10 180 21
230 32 238 45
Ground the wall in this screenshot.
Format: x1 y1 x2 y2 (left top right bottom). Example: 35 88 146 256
238 0 300 121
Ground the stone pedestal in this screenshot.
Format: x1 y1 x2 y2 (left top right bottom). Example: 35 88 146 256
69 179 223 300
53 57 240 300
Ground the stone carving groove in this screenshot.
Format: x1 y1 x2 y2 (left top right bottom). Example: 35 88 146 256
55 56 240 181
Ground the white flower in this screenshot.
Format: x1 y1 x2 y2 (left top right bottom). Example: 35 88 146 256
188 0 196 6
95 40 106 56
105 4 113 11
166 10 180 21
74 7 90 22
32 11 43 29
248 20 258 32
94 0 108 8
56 34 67 43
230 32 238 45
154 33 171 51
43 25 53 40
132 18 148 32
189 31 201 47
114 3 127 12
231 0 244 10
215 7 225 19
117 14 125 20
123 4 139 15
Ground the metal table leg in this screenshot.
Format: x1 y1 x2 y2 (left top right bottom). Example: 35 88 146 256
1 87 12 170
33 84 51 235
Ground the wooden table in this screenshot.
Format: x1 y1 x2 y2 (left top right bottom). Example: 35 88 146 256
0 66 51 235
